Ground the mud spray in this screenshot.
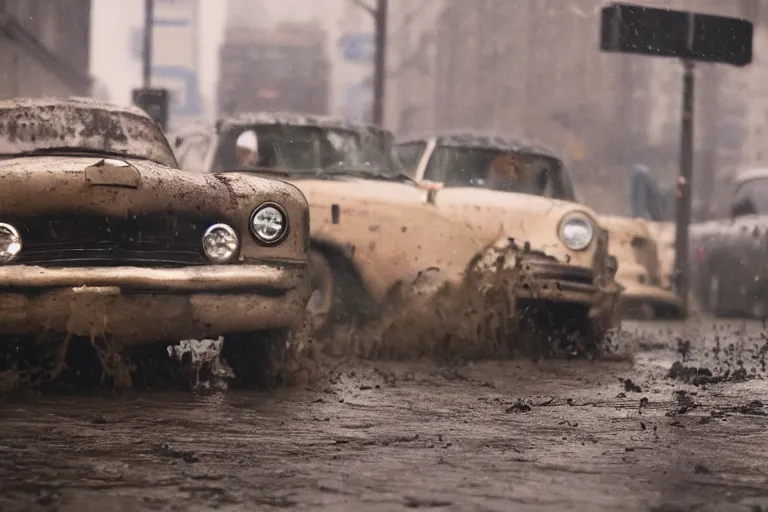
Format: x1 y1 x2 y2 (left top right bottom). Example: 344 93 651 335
317 244 631 372
0 245 631 395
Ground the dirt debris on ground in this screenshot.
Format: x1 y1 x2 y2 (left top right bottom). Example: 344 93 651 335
3 311 768 510
2 320 768 511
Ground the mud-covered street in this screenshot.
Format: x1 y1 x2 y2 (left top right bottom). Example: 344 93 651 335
1 318 767 512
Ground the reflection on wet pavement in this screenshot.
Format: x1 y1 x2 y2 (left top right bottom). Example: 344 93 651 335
2 318 768 511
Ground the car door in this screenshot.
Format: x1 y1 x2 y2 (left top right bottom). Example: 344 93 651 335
728 180 765 287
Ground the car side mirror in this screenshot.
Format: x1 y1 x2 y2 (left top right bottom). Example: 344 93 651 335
418 179 444 191
418 180 444 205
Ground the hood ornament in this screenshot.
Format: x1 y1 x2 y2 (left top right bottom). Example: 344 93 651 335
84 158 141 189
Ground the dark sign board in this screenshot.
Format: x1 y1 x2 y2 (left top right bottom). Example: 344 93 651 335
132 88 170 131
600 3 753 66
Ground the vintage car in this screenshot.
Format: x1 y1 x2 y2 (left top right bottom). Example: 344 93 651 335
397 132 682 322
394 131 622 338
0 97 311 388
171 114 491 334
596 215 684 319
172 115 620 351
689 168 768 317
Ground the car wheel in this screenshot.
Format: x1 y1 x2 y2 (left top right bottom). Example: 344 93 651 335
220 329 289 389
307 248 375 337
307 249 336 334
708 270 739 317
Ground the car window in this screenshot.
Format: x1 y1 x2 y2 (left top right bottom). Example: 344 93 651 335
427 145 574 200
423 149 443 182
734 178 768 215
394 142 427 177
213 124 399 177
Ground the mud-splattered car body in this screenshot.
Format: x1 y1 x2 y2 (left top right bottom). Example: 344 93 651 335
0 98 311 376
171 114 495 336
689 168 768 318
395 131 621 334
646 220 676 291
597 216 684 319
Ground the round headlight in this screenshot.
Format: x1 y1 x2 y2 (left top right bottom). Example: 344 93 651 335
559 212 595 251
202 223 238 263
0 223 22 264
250 202 287 245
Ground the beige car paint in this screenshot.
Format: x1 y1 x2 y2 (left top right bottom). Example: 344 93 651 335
175 118 621 340
171 119 489 305
598 215 684 317
396 133 621 327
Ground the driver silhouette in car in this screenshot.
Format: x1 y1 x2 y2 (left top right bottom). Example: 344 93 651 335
235 130 260 169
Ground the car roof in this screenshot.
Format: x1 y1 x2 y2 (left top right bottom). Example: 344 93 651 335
396 130 560 160
217 112 393 138
0 96 177 168
0 96 152 119
734 167 768 184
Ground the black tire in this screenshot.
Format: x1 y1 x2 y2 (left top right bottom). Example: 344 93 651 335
706 266 741 318
307 247 376 338
220 329 289 389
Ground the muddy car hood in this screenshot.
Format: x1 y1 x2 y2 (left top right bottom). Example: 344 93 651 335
0 155 266 218
432 187 599 265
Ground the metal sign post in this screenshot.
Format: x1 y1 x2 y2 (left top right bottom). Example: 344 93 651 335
142 0 154 88
599 2 753 311
346 0 388 126
674 59 695 310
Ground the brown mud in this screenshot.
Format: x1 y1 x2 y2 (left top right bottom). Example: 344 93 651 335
1 318 768 511
0 253 620 395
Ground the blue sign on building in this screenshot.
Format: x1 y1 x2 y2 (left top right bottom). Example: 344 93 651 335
338 33 374 63
152 66 201 118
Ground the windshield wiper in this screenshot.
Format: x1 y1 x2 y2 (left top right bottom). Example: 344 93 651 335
322 167 416 184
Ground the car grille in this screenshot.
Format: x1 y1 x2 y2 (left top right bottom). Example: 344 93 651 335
11 214 212 267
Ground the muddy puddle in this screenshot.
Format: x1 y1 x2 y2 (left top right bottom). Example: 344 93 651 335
1 318 768 511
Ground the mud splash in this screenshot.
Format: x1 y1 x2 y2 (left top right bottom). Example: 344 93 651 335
321 249 626 364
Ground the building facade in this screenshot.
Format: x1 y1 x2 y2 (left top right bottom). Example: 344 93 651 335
0 0 91 99
386 0 767 216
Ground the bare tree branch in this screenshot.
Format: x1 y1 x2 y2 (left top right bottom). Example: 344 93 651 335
347 0 376 17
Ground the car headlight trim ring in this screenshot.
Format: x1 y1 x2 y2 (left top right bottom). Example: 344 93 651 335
0 223 22 264
249 202 288 245
558 212 595 251
202 223 239 263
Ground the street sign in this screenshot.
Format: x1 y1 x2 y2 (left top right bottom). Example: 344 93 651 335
131 0 200 119
132 88 170 131
600 3 753 66
338 33 374 63
598 2 754 312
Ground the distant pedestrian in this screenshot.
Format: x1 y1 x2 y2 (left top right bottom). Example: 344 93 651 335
629 163 663 220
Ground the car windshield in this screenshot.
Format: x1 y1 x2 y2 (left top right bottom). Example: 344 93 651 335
213 124 403 177
431 146 575 200
733 177 768 215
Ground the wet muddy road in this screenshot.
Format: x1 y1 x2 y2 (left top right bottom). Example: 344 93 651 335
2 319 768 512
